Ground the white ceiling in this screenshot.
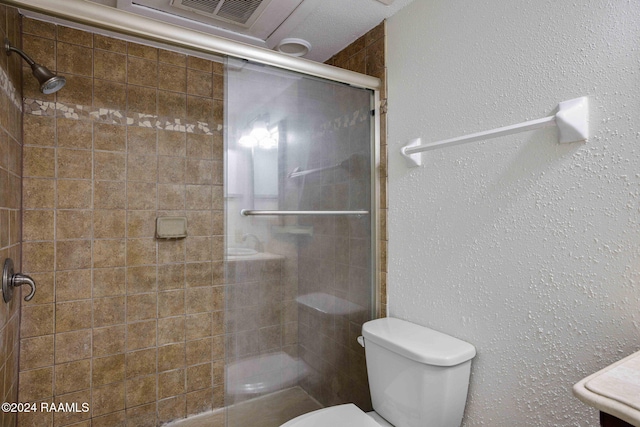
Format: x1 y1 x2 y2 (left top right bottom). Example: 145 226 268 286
88 0 416 62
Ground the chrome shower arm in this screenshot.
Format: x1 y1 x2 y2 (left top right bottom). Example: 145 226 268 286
5 38 66 94
4 39 36 67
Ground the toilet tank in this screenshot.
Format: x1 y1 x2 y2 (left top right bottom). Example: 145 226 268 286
362 318 476 427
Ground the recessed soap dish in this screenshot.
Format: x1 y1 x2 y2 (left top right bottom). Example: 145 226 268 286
156 217 187 239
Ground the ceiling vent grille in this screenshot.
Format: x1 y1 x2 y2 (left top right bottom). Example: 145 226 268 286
175 0 221 15
170 0 267 26
218 0 263 24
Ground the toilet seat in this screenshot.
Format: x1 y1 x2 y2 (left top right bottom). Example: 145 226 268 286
280 404 384 427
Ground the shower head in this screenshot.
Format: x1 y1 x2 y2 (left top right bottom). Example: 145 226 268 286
5 38 66 94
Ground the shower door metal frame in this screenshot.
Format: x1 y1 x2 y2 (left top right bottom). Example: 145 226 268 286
1 0 381 90
371 90 381 318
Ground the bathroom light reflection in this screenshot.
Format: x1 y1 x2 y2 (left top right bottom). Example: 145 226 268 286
238 122 279 149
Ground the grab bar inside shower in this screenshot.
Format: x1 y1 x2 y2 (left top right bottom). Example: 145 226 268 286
288 164 341 178
241 210 369 216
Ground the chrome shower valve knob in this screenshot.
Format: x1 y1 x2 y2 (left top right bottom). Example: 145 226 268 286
2 258 37 303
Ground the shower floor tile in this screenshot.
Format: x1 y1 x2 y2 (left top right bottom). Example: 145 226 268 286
167 387 322 427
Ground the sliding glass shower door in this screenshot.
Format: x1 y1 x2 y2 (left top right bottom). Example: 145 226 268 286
224 58 375 427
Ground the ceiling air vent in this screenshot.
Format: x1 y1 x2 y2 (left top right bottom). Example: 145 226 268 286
170 0 268 27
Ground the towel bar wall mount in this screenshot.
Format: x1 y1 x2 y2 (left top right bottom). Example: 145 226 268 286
401 96 589 167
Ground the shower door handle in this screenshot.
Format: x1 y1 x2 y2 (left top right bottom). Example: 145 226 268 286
241 209 369 216
2 258 36 303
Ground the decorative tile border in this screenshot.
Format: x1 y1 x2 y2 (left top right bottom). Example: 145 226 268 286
0 67 23 112
23 98 367 136
318 106 370 133
23 98 221 135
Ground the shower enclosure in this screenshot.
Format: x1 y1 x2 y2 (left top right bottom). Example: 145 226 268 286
2 1 380 426
224 59 376 426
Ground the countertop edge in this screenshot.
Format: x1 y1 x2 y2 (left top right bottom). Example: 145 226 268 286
573 350 640 427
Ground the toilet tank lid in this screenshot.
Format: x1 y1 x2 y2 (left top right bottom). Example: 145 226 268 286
362 318 476 367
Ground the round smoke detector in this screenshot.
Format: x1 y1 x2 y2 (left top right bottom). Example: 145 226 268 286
275 38 311 57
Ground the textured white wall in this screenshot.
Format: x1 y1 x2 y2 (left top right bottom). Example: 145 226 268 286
387 0 640 425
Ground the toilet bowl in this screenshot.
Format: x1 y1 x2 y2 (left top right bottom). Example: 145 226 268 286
280 317 476 427
280 404 384 427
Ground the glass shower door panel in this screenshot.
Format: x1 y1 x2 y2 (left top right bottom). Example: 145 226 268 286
225 58 374 427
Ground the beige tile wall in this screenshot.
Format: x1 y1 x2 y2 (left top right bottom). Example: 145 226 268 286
19 17 225 427
295 93 374 409
224 256 288 408
0 5 23 427
287 20 387 411
325 21 387 318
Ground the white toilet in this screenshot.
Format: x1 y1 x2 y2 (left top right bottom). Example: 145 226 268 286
281 317 476 427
